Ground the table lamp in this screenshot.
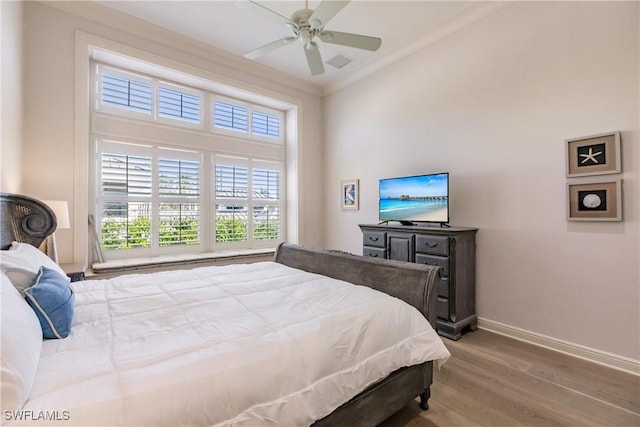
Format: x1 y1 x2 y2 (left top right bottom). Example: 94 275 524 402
42 200 70 263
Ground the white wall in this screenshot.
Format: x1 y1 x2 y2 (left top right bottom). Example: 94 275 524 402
324 2 639 362
1 1 24 193
19 2 324 262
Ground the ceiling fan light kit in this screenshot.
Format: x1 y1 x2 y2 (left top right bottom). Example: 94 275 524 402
237 0 382 76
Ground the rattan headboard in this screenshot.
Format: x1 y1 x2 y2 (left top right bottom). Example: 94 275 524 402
0 193 57 250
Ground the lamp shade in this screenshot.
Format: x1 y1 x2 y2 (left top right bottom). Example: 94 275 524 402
42 200 70 230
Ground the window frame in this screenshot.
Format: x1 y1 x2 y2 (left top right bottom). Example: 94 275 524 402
211 95 285 144
155 81 205 130
96 64 154 120
212 155 284 251
96 63 206 131
90 61 287 261
250 107 285 143
96 139 205 259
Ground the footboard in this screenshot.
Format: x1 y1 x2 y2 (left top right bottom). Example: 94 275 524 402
274 243 443 426
273 243 441 328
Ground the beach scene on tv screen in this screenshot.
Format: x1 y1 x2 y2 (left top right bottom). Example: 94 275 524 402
379 174 448 222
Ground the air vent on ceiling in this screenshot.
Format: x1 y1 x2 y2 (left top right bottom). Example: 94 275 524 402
326 54 352 69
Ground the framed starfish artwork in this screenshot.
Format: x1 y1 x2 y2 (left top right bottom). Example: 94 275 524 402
567 178 622 221
341 179 359 210
566 131 621 177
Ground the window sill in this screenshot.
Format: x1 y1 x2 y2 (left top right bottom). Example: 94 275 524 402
90 248 276 277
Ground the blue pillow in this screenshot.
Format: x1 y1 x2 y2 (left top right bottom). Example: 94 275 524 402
24 266 75 339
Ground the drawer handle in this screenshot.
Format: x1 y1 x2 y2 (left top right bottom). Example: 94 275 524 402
368 253 379 257
369 236 379 242
424 242 438 248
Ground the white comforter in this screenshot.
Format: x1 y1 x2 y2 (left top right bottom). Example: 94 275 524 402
18 262 449 426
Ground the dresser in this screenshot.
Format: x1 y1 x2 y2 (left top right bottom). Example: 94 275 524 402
359 224 478 340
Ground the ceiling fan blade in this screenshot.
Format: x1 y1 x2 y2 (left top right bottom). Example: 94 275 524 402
244 37 298 60
309 0 349 29
235 0 294 26
304 42 325 76
318 30 382 51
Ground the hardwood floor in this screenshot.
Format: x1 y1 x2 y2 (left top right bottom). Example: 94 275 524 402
380 329 640 427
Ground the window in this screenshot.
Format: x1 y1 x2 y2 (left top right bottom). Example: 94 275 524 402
97 141 202 256
101 72 152 114
252 167 281 240
158 156 201 246
97 64 203 128
99 148 153 250
214 101 248 133
158 85 201 124
212 97 284 143
252 110 280 139
214 163 248 242
214 157 282 246
91 62 287 260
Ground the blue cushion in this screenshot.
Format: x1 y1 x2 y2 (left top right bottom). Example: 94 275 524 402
24 266 75 339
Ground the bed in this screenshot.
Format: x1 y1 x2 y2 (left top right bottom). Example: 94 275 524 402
0 193 450 426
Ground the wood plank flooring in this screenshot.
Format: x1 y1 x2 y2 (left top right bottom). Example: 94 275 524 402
380 329 640 427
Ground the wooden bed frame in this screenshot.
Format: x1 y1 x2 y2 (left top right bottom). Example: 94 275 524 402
0 193 442 426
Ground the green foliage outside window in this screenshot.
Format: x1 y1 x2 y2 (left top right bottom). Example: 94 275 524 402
102 215 279 250
159 217 199 246
214 217 248 242
101 216 152 250
253 218 280 240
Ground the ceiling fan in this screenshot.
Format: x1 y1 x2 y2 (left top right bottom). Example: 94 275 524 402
236 0 382 76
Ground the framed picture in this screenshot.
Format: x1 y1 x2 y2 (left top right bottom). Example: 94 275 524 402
341 179 359 210
566 131 621 177
567 177 622 221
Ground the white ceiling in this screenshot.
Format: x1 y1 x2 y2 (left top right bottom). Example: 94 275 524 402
98 1 492 90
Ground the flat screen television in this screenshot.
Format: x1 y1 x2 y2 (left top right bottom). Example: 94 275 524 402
379 172 449 225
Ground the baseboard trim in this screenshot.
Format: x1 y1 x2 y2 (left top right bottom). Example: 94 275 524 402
477 317 640 376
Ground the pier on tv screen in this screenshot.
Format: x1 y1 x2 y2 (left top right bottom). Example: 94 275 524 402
379 173 449 223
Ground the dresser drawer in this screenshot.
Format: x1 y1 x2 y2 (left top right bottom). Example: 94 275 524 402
437 297 449 319
416 254 449 277
362 231 386 248
438 277 449 298
415 235 449 256
363 247 386 258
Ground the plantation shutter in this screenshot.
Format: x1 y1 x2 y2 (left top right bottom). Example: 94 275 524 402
214 164 249 242
252 111 280 139
158 158 200 196
101 73 152 113
215 164 248 198
213 101 248 132
252 168 281 240
158 86 200 123
99 152 153 250
158 158 201 246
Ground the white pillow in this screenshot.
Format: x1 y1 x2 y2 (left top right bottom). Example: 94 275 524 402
1 272 43 412
0 242 69 293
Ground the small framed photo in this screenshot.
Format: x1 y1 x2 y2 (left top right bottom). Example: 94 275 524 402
566 131 621 177
341 179 359 211
567 178 622 221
